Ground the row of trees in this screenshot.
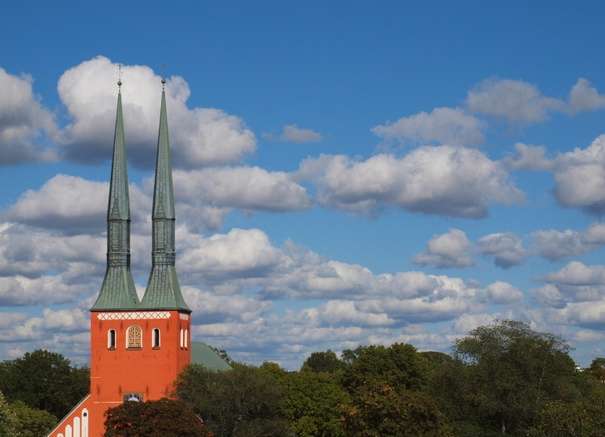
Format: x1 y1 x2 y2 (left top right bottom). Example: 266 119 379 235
0 350 87 436
2 321 605 436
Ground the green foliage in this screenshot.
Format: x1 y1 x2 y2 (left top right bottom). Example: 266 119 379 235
0 349 89 419
527 386 605 437
341 343 429 393
301 350 345 374
0 391 18 437
284 370 349 437
338 343 452 436
341 383 452 437
104 398 211 437
10 401 57 437
176 363 289 437
447 320 579 436
586 357 605 383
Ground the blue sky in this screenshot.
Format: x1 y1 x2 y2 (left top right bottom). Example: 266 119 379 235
2 1 605 368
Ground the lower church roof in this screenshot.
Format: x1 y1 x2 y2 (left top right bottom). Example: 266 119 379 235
190 342 231 371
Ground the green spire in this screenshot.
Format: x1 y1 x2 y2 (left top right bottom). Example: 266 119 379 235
91 87 140 311
108 92 130 221
152 88 176 219
141 86 190 312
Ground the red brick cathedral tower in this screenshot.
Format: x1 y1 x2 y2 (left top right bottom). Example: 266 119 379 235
48 80 191 437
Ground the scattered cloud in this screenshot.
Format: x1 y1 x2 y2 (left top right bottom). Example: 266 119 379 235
57 56 255 168
478 232 526 268
372 107 484 146
466 78 564 124
173 166 311 212
297 146 523 218
0 67 57 164
414 229 473 268
532 223 605 260
569 78 605 113
264 124 322 143
485 281 523 304
552 135 605 214
502 143 553 171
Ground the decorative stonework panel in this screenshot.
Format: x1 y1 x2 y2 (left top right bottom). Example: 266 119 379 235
97 311 171 320
179 313 189 320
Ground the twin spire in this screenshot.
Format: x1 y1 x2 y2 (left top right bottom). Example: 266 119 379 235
91 81 190 313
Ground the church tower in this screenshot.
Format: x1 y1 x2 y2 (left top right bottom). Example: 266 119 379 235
48 81 192 437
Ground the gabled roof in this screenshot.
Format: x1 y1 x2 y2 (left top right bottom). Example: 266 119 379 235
190 342 232 371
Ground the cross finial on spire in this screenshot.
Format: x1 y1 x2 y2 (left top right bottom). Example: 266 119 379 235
160 63 167 90
117 64 123 89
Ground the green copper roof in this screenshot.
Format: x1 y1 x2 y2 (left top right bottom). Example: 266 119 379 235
91 89 140 311
191 342 232 371
141 264 189 310
141 88 190 312
152 89 175 219
93 265 139 310
107 92 130 221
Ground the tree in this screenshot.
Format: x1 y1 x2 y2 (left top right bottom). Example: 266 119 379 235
104 398 211 437
341 383 452 437
0 350 89 418
587 357 605 384
11 401 57 437
284 370 349 437
0 391 18 437
301 350 344 374
177 363 289 437
528 389 605 437
341 343 429 393
452 320 579 435
339 343 452 436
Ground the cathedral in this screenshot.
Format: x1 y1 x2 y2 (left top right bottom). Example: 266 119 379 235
47 81 229 437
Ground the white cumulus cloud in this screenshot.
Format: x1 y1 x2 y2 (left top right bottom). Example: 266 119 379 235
57 56 255 168
414 229 473 268
372 107 484 146
297 146 523 218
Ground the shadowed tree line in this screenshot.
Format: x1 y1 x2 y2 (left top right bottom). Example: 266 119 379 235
2 321 605 436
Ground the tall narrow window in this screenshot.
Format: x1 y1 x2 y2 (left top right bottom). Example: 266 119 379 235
126 325 142 349
179 329 184 348
107 330 116 350
184 329 188 349
152 328 160 348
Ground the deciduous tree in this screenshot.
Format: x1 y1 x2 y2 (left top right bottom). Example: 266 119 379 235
177 363 289 437
0 350 89 418
104 398 211 437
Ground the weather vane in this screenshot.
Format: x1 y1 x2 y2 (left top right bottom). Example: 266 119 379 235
117 63 122 89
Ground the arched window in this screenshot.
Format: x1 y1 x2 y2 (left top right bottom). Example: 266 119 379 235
107 329 116 350
126 325 142 349
152 328 160 348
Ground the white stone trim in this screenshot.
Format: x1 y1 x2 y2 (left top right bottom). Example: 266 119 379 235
73 417 80 437
179 313 189 320
81 409 89 437
97 311 171 320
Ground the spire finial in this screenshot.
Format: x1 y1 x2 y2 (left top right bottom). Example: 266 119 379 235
117 64 122 89
160 63 167 91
